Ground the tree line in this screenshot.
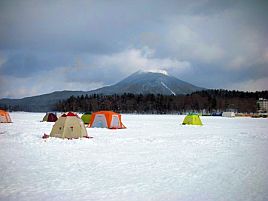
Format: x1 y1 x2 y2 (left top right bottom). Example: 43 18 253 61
55 90 268 114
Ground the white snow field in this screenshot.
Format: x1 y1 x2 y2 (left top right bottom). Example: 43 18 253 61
0 112 268 201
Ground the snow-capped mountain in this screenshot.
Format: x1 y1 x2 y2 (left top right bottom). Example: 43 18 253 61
91 70 204 95
0 71 204 111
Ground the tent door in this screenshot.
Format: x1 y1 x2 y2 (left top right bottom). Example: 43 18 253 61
0 116 5 123
91 114 108 128
111 115 120 128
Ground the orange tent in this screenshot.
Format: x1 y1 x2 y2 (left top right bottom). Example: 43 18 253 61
0 109 12 123
89 111 126 129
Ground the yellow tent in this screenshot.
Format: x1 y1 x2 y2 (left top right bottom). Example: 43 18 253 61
182 114 203 125
50 112 88 139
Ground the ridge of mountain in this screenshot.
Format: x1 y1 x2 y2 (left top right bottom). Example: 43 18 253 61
90 71 203 95
0 71 204 112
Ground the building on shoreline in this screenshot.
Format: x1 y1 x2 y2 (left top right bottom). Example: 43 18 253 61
257 98 268 113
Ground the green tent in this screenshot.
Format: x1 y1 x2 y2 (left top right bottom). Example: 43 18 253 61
81 113 92 124
182 114 203 125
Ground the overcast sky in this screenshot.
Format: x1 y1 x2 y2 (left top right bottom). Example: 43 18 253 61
0 0 268 98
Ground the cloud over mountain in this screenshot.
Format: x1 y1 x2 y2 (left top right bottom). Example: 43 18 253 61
0 0 267 98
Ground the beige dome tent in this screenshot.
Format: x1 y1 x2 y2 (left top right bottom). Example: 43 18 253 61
50 112 89 139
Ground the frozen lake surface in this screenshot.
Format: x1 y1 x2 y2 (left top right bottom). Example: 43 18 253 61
0 112 268 201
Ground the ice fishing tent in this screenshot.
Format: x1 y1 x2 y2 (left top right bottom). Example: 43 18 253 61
50 112 88 139
222 112 235 117
42 112 58 122
182 114 202 125
89 111 126 129
0 109 12 123
81 112 92 124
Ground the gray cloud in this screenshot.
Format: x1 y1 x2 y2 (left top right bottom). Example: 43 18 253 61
0 51 74 77
0 0 267 98
64 48 191 85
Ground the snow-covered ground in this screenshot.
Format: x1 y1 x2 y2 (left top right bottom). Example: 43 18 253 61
0 112 268 201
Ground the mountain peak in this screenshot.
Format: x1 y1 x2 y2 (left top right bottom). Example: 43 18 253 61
136 69 169 76
92 70 204 95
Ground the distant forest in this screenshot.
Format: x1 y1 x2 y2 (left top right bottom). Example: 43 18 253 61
55 90 268 114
